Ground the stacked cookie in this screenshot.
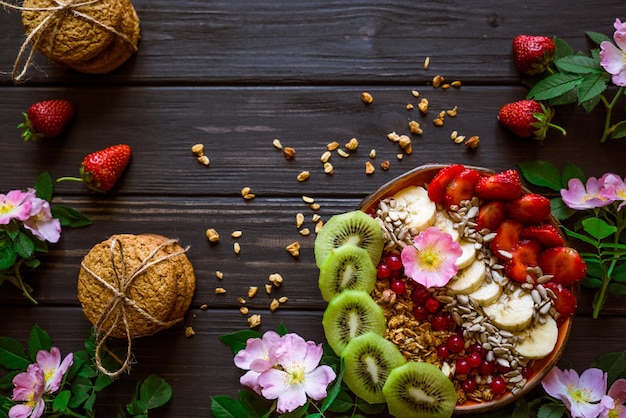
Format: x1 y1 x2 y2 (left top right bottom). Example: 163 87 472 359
21 0 140 74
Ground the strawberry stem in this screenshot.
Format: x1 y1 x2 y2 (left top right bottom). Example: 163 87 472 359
547 122 567 136
56 176 84 184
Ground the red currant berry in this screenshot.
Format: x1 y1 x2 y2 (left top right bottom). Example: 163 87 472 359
467 343 484 358
431 314 448 331
436 344 450 359
479 360 495 376
446 335 464 354
497 363 512 374
413 305 428 321
410 285 430 307
467 352 482 369
461 378 477 393
455 358 471 375
490 377 507 395
521 366 533 380
386 254 403 271
424 297 441 313
391 279 406 295
377 263 391 280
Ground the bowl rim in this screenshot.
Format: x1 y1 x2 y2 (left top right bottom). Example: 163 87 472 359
358 163 574 414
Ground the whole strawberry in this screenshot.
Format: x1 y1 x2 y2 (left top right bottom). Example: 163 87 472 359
18 99 75 141
58 144 132 193
497 99 566 140
512 35 555 76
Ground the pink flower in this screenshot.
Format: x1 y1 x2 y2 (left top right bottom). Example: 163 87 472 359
257 333 336 414
234 331 282 394
36 347 73 394
542 366 612 418
561 177 614 210
600 18 626 86
401 227 462 288
600 174 626 210
23 189 61 243
0 190 33 225
601 379 626 418
9 363 45 418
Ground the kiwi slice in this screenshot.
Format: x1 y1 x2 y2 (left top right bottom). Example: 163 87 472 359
314 210 384 268
382 361 457 418
322 289 386 356
318 245 377 301
341 332 407 405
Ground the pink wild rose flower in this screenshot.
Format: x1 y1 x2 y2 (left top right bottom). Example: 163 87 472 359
0 189 33 225
600 18 626 87
9 363 45 418
23 189 61 243
401 226 462 288
561 176 615 210
234 330 282 394
601 378 626 418
600 174 626 210
36 347 73 394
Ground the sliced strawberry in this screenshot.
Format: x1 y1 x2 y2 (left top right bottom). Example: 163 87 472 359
490 219 524 257
543 282 577 324
427 164 465 205
504 239 542 283
476 200 507 231
521 223 564 248
443 168 481 209
539 247 587 287
506 193 552 224
474 169 522 201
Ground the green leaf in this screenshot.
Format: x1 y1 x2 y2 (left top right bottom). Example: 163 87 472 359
555 55 600 75
320 357 345 412
577 72 609 104
211 395 250 418
326 391 353 413
550 197 577 221
609 283 626 296
561 162 586 185
51 206 92 228
276 322 289 336
139 375 172 409
517 160 562 191
538 402 567 418
13 232 35 259
0 337 30 370
0 370 19 391
52 390 71 413
553 36 574 59
582 217 617 240
34 172 54 202
4 221 19 240
610 120 626 139
580 95 602 113
586 31 612 45
116 405 128 418
527 72 583 101
563 227 599 246
279 403 309 418
238 390 268 418
127 399 148 415
0 246 17 270
28 324 51 361
219 329 262 354
581 277 603 289
94 373 114 391
355 397 386 414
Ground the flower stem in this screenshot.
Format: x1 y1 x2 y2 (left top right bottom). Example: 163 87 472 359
4 260 38 304
600 87 625 143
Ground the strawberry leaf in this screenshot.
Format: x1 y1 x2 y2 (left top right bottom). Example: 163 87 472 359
527 73 583 101
555 55 601 75
577 72 609 104
517 160 562 191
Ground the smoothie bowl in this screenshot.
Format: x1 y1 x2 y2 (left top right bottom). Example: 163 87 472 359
314 164 581 417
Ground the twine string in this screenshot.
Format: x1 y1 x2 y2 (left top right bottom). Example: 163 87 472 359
80 237 189 378
0 0 138 82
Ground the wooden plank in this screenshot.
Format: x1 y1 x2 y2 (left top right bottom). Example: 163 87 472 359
0 307 622 417
0 0 621 85
0 86 625 198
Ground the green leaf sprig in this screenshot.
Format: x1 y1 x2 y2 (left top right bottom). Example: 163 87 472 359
0 172 91 304
524 33 626 142
0 325 171 418
518 160 626 318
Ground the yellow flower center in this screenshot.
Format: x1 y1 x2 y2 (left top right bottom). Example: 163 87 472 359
418 246 442 271
0 202 16 215
286 363 305 385
566 383 593 403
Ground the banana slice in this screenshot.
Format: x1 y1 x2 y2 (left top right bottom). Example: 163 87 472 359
483 288 534 332
393 186 436 231
455 239 476 269
433 210 459 242
514 316 559 359
469 279 502 306
447 260 485 295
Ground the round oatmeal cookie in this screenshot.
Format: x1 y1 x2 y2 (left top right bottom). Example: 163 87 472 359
21 0 124 65
69 0 140 74
77 234 195 339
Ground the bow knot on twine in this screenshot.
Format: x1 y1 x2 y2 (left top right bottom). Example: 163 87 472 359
79 237 189 378
0 0 137 82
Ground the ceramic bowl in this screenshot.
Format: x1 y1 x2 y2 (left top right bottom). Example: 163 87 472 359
358 163 573 415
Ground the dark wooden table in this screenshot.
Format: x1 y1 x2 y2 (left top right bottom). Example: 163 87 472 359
1 1 625 416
